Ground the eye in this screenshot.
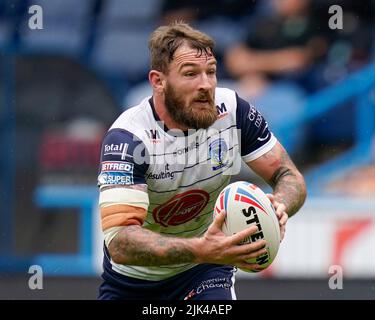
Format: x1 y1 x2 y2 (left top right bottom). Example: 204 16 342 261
184 72 196 77
208 69 216 75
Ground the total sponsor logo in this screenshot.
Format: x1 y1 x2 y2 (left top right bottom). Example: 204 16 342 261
152 189 209 227
103 143 129 159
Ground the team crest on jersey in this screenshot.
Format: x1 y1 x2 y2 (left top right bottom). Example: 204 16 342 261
209 138 229 170
152 190 209 227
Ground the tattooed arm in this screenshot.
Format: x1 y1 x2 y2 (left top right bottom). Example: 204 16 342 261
110 216 266 268
104 185 267 268
109 224 200 266
103 184 200 265
247 141 307 218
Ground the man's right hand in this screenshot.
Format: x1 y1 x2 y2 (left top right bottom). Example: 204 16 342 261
196 210 267 271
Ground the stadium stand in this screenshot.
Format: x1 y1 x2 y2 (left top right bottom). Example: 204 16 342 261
0 0 374 291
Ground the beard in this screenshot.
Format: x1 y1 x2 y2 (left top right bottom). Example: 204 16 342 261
164 83 217 130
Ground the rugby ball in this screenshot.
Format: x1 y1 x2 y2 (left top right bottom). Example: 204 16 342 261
214 181 280 272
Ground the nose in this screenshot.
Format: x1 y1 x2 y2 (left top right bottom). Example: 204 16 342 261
198 72 214 91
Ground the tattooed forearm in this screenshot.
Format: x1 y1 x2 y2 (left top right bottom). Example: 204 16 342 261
269 151 306 217
248 142 306 218
109 225 199 266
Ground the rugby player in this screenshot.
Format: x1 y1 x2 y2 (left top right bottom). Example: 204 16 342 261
97 22 306 300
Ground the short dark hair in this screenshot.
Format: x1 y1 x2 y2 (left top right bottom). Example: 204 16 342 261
148 21 215 74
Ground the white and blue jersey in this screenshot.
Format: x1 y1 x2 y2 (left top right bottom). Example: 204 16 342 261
98 87 277 282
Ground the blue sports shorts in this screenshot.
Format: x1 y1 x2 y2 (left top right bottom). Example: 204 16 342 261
98 258 237 300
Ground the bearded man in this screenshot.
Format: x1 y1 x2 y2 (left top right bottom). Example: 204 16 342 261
97 22 306 300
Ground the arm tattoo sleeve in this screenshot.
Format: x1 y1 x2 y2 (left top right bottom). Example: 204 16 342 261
268 150 307 217
109 225 198 266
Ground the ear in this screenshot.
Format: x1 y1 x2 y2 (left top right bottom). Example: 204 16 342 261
149 70 165 94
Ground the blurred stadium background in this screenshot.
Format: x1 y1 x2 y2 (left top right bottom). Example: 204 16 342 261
1 0 375 299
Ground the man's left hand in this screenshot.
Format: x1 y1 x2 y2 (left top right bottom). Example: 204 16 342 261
267 194 288 242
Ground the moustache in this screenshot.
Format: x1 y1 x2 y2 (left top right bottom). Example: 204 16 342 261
193 92 214 105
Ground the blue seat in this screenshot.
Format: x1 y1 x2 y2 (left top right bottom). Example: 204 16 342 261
19 19 89 55
194 17 245 55
0 20 11 47
26 0 94 19
93 0 161 80
91 24 153 80
100 0 162 22
19 0 94 54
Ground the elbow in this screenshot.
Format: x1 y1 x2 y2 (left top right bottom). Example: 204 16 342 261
109 246 124 265
107 226 136 265
108 238 125 265
111 256 127 265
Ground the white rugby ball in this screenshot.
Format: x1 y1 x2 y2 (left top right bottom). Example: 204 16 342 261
214 181 280 272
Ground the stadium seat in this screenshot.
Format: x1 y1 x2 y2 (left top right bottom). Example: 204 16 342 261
100 0 162 23
26 0 94 19
0 21 11 47
251 81 307 155
91 24 153 81
19 0 94 54
194 17 245 55
19 19 89 55
124 81 152 108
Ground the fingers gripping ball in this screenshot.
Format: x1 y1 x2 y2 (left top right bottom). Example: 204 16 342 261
214 181 280 272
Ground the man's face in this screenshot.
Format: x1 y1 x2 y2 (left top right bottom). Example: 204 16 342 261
163 43 218 130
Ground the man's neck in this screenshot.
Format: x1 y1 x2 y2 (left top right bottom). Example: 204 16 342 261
152 94 189 131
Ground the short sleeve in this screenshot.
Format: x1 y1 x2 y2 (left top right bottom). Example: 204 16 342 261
236 94 277 162
98 129 149 187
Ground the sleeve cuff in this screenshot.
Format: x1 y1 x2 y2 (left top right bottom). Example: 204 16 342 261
242 134 277 163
